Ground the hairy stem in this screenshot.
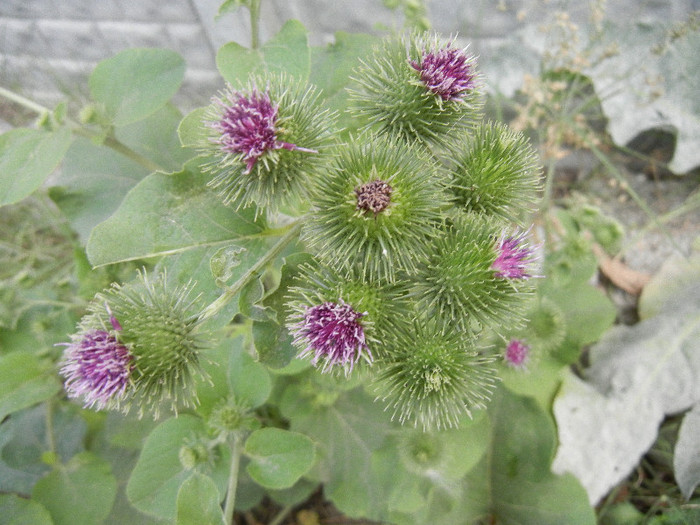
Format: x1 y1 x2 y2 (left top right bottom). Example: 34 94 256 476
223 433 243 525
0 86 50 116
0 85 166 173
249 0 262 50
199 220 302 323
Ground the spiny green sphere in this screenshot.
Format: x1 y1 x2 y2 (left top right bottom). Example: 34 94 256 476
374 322 498 430
200 73 337 211
303 133 449 281
448 120 541 224
414 215 537 334
84 271 205 416
349 33 482 147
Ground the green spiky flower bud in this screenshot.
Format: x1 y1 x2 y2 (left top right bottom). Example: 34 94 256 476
349 32 483 147
447 120 542 224
286 263 410 373
302 133 449 281
71 271 206 417
522 297 567 353
199 73 337 211
414 215 537 333
373 321 498 430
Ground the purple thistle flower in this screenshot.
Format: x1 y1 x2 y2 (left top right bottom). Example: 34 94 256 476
291 300 371 374
210 88 316 173
59 330 133 410
410 44 476 101
504 339 530 369
492 229 538 280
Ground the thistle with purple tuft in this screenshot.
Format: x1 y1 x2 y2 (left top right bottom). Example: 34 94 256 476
210 88 316 174
410 43 476 101
59 325 133 411
492 229 539 280
200 74 337 210
291 300 371 375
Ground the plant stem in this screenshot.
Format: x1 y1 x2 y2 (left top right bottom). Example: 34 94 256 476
198 220 302 323
268 504 294 525
0 86 50 116
0 85 166 173
249 0 261 50
223 433 243 525
45 399 57 456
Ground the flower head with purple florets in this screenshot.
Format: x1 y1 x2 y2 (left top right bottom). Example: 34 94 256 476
59 312 133 410
410 43 476 101
504 338 531 370
291 300 371 375
209 87 316 173
492 229 539 280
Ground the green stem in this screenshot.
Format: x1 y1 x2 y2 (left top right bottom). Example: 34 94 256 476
45 399 57 456
0 86 50 116
0 85 165 173
249 0 261 50
268 504 294 525
199 220 302 323
223 433 243 525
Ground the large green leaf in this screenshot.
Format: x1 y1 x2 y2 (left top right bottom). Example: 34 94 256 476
89 48 185 127
32 452 117 525
552 277 700 504
281 383 392 516
126 415 228 520
86 159 267 267
0 128 72 206
0 352 61 421
49 137 149 244
244 428 315 490
114 104 193 174
216 20 310 84
460 389 595 524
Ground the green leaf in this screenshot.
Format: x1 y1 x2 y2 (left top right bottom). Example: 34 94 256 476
244 428 315 490
0 494 53 525
674 404 700 500
176 473 225 525
177 107 208 149
49 136 149 244
239 277 273 322
216 0 247 17
543 280 616 346
228 341 271 408
460 389 595 524
32 452 117 525
0 352 61 421
216 20 310 84
126 415 227 520
86 159 267 267
252 252 312 369
114 104 193 173
310 32 378 134
0 128 72 206
210 245 246 287
89 48 185 127
552 280 700 504
281 384 392 515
